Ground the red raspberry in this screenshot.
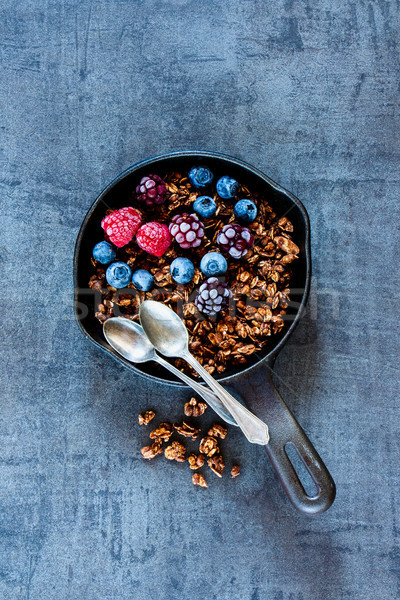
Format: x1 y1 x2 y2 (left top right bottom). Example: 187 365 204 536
101 207 142 248
136 222 172 257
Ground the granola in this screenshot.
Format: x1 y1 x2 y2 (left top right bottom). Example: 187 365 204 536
90 170 299 378
192 473 208 488
207 424 228 439
184 397 207 417
174 421 201 439
141 439 163 460
149 423 173 442
199 436 219 457
207 455 225 477
231 465 240 478
164 441 186 462
187 453 205 470
138 400 242 487
138 410 155 426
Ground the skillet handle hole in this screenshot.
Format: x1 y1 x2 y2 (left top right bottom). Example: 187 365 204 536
284 441 319 499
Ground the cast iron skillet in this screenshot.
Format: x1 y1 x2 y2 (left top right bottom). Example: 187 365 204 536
74 151 336 515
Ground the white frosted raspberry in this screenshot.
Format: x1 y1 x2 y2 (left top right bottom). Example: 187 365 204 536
169 213 205 249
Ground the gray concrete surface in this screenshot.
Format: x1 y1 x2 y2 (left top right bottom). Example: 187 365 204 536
1 1 399 599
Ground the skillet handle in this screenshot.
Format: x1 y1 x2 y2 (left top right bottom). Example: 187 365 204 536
244 369 336 515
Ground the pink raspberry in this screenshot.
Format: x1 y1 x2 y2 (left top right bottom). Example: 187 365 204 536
136 174 168 207
136 222 172 257
101 207 142 248
169 213 205 249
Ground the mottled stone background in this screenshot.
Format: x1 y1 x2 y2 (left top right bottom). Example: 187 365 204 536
1 1 399 599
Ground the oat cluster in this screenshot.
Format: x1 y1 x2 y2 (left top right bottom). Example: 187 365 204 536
89 170 299 377
138 410 155 426
139 397 240 488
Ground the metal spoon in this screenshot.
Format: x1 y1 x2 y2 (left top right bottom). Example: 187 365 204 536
139 300 270 445
103 317 237 426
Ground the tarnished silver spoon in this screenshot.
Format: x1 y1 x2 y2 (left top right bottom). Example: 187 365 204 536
103 317 237 426
139 300 270 445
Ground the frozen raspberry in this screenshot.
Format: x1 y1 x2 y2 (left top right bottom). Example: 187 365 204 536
216 223 254 259
195 277 232 316
135 174 168 207
101 207 142 248
136 222 172 257
169 213 204 249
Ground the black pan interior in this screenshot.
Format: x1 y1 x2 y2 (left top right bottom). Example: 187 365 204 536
74 151 310 385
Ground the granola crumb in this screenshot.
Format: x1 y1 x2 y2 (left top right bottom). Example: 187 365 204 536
187 453 205 470
174 421 201 439
207 424 228 439
208 455 225 477
149 422 173 441
138 410 155 426
184 397 207 417
199 436 219 457
141 439 163 460
192 473 208 488
231 465 240 478
164 441 186 462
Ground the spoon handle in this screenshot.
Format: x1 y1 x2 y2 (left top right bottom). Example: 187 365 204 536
182 352 270 445
154 355 238 426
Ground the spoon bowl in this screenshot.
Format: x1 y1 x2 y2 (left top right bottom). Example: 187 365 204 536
104 318 156 363
139 300 189 357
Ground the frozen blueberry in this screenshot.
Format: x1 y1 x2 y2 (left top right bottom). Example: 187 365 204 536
170 257 195 284
193 195 217 219
131 269 154 291
200 252 228 277
216 176 239 199
188 166 214 189
234 199 258 224
92 241 116 264
106 262 132 288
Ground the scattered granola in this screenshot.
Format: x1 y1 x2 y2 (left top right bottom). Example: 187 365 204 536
187 453 205 470
174 421 201 439
184 397 207 417
208 455 225 477
207 424 228 439
138 410 155 426
138 393 244 486
141 439 163 460
199 436 220 457
149 423 173 441
231 465 240 478
192 473 208 488
164 441 186 462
